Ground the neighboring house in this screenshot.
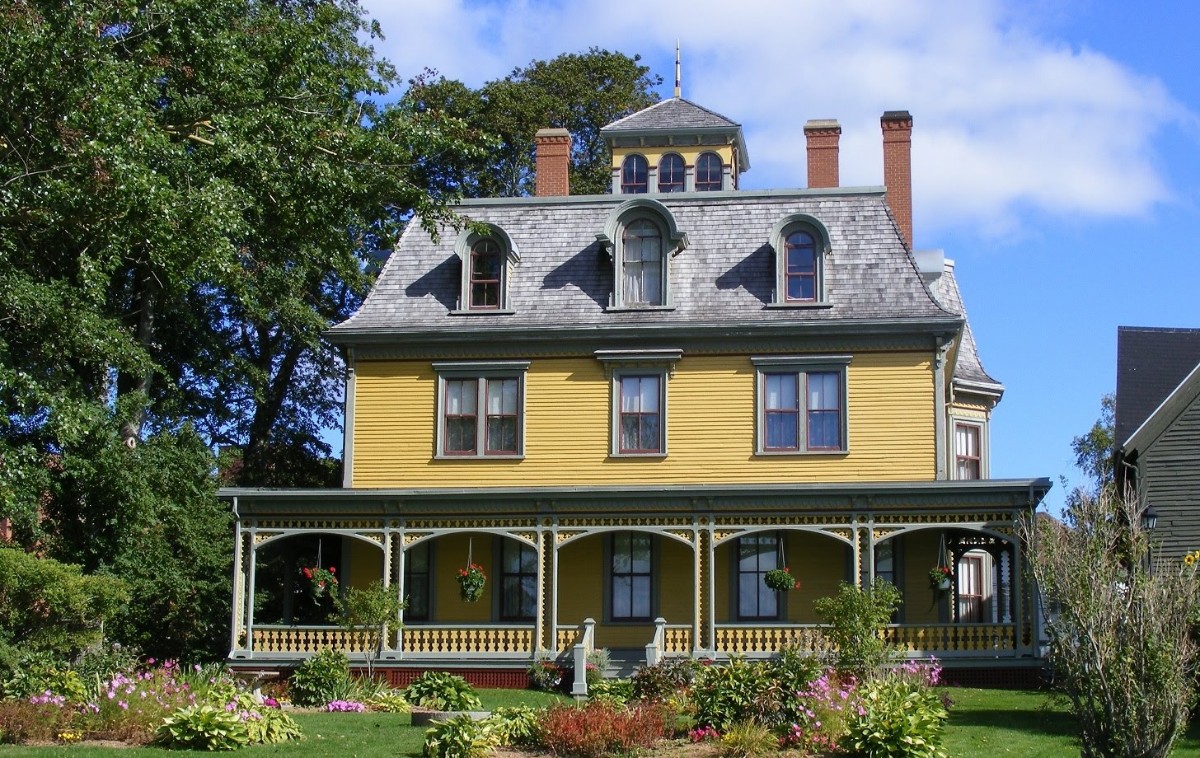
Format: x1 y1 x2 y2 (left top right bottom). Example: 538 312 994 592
219 96 1050 684
1115 326 1200 562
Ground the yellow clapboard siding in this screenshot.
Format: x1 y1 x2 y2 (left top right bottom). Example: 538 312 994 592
351 352 935 487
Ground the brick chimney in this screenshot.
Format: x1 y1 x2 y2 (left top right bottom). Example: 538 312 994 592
880 110 913 249
534 128 571 197
804 119 841 188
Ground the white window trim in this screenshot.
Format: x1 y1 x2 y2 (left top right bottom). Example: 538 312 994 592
597 349 681 458
951 417 988 479
751 355 851 455
433 360 530 459
451 225 519 314
767 213 833 308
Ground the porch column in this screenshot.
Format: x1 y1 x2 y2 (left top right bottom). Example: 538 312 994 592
550 523 561 655
853 523 868 587
381 528 396 657
245 525 259 655
394 527 406 656
1013 532 1031 655
229 517 247 656
704 524 716 655
692 523 704 653
535 527 550 652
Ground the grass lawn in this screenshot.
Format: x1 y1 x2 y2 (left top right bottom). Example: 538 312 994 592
7 687 1200 756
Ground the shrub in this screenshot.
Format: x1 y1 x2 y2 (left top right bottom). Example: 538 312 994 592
783 668 857 754
289 648 351 707
422 714 498 758
156 704 250 751
490 705 541 746
632 657 700 702
77 660 200 744
814 578 902 679
719 721 777 758
73 643 142 687
691 657 781 731
366 690 411 713
770 644 823 726
406 671 482 711
1 652 87 702
537 700 670 758
588 677 634 706
842 672 948 758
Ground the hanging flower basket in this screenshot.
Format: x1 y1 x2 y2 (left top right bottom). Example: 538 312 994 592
763 567 800 592
301 566 338 598
457 563 487 602
929 566 952 592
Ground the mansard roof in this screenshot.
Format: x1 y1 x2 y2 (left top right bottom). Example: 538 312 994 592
929 259 1003 393
327 188 960 346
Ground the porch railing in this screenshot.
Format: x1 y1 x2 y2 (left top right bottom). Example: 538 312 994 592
250 624 533 657
715 625 834 656
884 623 1016 656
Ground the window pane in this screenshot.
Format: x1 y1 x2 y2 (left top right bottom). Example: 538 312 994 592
639 414 660 451
446 418 476 452
765 374 798 410
487 378 517 414
766 412 798 449
621 155 648 194
696 152 722 191
808 372 838 410
613 577 632 617
631 576 651 617
639 376 659 411
658 154 684 192
487 417 517 453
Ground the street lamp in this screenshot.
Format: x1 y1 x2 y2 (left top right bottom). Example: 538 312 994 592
1141 503 1159 532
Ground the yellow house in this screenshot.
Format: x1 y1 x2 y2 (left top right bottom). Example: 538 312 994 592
221 97 1049 687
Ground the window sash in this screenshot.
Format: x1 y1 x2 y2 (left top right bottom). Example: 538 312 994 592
695 153 722 191
658 154 685 192
611 533 652 620
469 240 502 309
621 156 648 194
621 220 663 305
501 541 537 620
955 424 981 479
806 372 841 450
785 232 817 301
619 375 662 453
737 533 780 620
440 375 521 456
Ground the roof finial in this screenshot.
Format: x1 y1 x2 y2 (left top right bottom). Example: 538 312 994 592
674 40 681 99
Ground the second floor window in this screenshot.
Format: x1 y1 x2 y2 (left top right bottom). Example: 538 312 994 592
955 423 981 479
658 154 685 192
754 356 851 454
621 155 648 194
434 361 529 458
619 375 662 454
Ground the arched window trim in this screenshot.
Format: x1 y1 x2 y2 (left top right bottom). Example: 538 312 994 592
596 199 688 310
452 224 519 314
768 213 833 307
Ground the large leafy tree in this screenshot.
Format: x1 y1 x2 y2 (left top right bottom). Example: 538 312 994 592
0 0 482 659
405 48 662 197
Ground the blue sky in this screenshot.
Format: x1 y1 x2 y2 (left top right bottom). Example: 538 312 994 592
358 0 1200 511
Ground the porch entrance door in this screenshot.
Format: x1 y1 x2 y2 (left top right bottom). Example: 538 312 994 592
957 555 985 622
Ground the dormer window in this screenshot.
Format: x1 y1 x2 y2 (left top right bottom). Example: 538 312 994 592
621 219 664 305
785 230 817 301
658 154 685 193
469 239 502 308
769 214 832 307
695 152 722 191
452 224 519 314
597 198 688 310
621 155 648 194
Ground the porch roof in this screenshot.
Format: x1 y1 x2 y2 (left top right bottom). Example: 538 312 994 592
220 478 1051 517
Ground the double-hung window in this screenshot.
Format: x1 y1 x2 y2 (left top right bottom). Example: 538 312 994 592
658 154 685 193
611 532 652 621
434 361 529 458
621 219 664 306
769 215 830 307
753 356 850 454
621 155 648 194
695 152 723 191
954 422 982 479
737 532 780 620
500 540 538 621
597 349 680 457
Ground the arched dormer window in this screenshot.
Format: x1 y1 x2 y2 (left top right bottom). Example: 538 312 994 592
452 224 519 313
769 214 832 306
597 198 688 310
695 152 723 191
658 153 685 193
621 155 648 194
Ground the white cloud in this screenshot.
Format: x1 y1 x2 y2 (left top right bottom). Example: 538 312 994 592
362 0 1188 237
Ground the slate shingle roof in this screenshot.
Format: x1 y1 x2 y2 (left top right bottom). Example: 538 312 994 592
328 189 959 341
602 97 740 132
1115 326 1200 446
929 260 1001 389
